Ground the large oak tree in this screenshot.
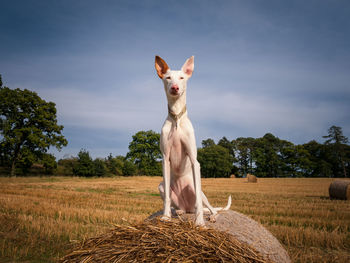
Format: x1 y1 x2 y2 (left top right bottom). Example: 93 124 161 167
0 75 67 176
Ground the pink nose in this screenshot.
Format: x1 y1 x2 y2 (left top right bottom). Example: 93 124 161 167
171 85 179 92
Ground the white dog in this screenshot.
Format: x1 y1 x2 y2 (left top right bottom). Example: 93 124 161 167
155 55 231 225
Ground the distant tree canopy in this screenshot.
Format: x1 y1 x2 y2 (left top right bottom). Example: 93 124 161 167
72 150 97 177
197 142 233 178
323 125 349 178
126 130 162 176
0 75 67 176
44 126 350 178
222 127 350 178
68 150 109 177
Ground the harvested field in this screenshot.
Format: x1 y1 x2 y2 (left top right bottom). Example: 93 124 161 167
0 176 349 262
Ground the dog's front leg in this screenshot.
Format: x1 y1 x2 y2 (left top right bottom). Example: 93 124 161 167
160 122 172 220
176 120 204 225
162 156 172 220
184 135 205 226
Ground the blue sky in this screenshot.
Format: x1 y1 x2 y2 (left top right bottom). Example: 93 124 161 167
1 0 349 159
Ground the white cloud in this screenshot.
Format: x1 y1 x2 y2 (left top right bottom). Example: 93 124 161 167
189 87 348 143
36 57 349 151
37 79 166 134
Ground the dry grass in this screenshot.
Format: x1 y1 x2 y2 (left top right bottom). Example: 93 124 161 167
59 219 270 263
0 176 349 262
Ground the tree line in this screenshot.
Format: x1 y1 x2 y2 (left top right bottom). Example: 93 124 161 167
57 126 349 178
1 75 349 177
58 130 161 177
201 127 350 178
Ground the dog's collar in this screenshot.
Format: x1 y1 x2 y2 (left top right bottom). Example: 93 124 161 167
168 104 187 122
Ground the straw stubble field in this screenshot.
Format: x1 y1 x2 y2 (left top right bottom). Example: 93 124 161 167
0 176 349 263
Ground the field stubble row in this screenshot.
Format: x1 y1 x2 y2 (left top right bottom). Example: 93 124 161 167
0 176 349 263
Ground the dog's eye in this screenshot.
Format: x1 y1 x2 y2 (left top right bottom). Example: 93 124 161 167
166 76 171 80
180 77 184 80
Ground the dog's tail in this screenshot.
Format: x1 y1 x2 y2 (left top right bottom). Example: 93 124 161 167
223 195 232 211
203 195 232 214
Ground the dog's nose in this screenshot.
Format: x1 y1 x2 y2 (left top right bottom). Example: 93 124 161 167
171 85 179 92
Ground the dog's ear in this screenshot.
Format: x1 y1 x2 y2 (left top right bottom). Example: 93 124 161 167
155 56 169 79
181 56 194 78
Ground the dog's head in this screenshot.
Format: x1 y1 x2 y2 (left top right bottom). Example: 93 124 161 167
155 56 194 98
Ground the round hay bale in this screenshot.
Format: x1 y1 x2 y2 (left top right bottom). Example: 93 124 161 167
60 217 272 263
247 174 257 183
148 210 291 263
329 180 350 200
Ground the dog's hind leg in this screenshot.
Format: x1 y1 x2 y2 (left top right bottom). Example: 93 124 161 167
203 195 232 215
201 192 217 215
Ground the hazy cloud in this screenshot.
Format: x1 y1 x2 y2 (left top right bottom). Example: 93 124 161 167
1 0 349 158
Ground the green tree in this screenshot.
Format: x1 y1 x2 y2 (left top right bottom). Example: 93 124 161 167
0 77 67 176
344 144 350 177
253 133 281 177
41 153 57 174
73 149 95 177
16 148 37 175
323 125 349 177
232 137 256 177
126 130 162 176
105 154 138 176
201 138 215 148
114 155 126 176
218 136 238 175
303 140 333 177
294 145 314 177
106 153 116 175
57 157 77 176
197 143 233 178
122 159 137 176
106 154 125 176
279 142 313 177
93 158 107 177
218 136 236 160
275 139 294 177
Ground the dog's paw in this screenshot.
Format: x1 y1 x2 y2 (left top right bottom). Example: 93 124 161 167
175 210 185 216
195 217 205 226
209 214 217 223
160 215 171 222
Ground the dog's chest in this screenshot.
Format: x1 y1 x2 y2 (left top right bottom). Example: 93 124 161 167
168 128 187 174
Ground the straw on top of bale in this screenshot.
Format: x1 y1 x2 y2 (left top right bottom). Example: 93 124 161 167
60 219 272 263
